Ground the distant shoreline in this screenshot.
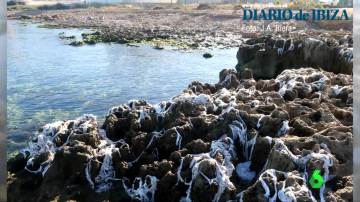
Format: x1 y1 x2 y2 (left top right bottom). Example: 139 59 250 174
7 4 353 50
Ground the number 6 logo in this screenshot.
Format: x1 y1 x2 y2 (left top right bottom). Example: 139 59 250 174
309 169 324 189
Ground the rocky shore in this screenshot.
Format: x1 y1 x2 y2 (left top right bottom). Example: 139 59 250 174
236 32 353 79
8 5 352 49
6 5 354 199
7 40 353 201
8 5 246 49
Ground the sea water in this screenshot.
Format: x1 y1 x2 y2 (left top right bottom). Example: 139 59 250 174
7 20 237 155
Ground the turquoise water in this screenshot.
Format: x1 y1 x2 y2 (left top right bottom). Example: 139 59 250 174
7 20 238 155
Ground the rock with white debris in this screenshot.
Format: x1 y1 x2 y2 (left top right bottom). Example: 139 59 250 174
7 66 352 202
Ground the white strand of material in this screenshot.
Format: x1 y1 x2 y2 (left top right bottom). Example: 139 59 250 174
219 74 232 86
85 128 126 193
257 114 265 129
276 120 290 137
172 92 213 107
85 159 95 189
259 169 278 202
123 175 158 202
260 140 335 202
266 111 290 137
94 146 116 192
210 136 236 176
288 38 294 51
175 127 183 150
257 169 317 202
277 171 316 202
229 119 257 161
24 114 97 176
128 131 163 166
177 142 236 202
85 140 122 192
275 69 330 97
277 39 286 55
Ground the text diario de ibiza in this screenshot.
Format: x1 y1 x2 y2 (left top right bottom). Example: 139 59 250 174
242 9 350 21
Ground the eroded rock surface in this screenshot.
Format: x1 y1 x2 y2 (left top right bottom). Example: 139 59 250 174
236 34 353 79
7 67 352 202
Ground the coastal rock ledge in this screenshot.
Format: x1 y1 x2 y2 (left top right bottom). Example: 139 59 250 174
8 67 352 202
236 33 353 79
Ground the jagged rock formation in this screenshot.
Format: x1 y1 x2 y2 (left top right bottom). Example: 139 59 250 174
236 34 353 79
7 66 352 202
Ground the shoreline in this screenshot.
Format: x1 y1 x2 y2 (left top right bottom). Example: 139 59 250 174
6 19 241 158
6 5 354 201
7 5 352 49
6 27 355 202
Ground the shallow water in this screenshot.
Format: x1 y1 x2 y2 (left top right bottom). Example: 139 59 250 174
7 20 238 155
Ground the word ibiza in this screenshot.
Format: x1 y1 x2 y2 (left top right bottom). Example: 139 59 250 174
243 9 350 21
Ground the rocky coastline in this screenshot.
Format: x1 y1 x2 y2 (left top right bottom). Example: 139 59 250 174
236 32 353 79
8 5 352 50
7 33 353 201
7 5 354 201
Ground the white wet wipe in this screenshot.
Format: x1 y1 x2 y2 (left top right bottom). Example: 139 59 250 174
23 114 97 176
